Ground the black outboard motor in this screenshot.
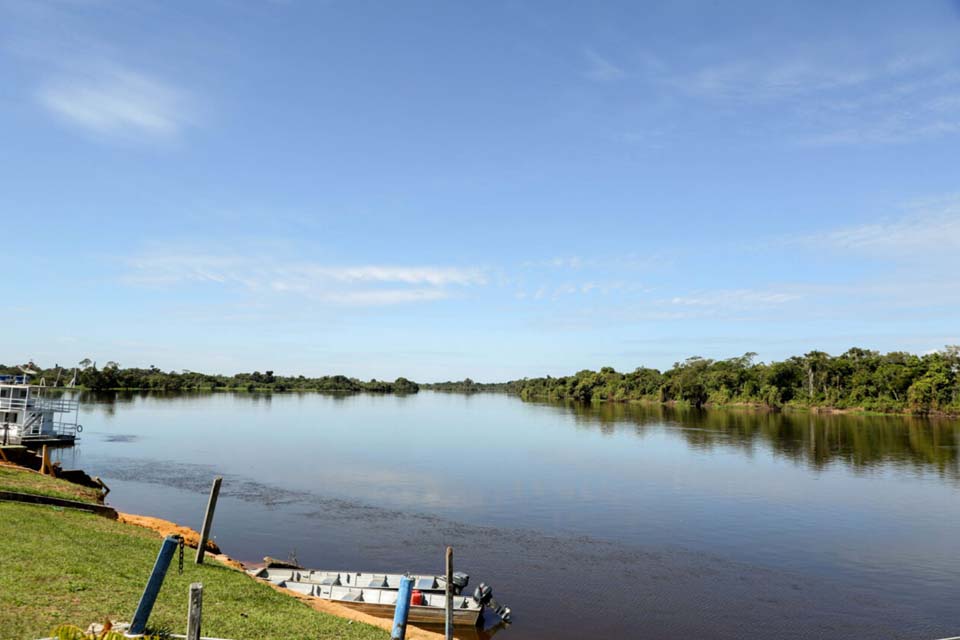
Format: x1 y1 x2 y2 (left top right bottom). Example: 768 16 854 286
473 582 512 622
451 571 470 595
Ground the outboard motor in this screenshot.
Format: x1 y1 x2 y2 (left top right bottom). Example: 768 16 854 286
473 582 512 623
451 571 470 595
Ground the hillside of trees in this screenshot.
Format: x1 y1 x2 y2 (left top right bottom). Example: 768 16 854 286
512 347 960 416
0 361 419 394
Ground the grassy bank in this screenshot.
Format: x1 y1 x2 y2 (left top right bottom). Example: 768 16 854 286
0 465 102 503
0 499 388 640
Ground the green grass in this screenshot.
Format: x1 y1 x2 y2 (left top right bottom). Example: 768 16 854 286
0 466 102 504
0 503 388 640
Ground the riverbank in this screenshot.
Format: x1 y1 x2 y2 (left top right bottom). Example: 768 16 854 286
520 394 960 419
0 464 446 640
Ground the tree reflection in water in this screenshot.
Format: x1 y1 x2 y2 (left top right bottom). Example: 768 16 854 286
549 400 960 480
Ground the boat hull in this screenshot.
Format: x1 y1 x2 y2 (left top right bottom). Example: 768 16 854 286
337 601 482 627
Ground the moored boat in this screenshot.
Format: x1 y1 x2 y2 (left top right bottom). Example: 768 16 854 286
0 374 81 447
248 567 510 627
252 568 464 591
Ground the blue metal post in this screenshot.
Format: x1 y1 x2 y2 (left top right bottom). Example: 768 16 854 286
129 535 181 635
391 575 415 640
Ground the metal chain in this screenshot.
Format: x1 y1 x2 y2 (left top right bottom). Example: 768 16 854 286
178 537 184 575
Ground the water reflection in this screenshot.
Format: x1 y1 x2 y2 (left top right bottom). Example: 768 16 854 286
550 400 960 479
64 391 960 640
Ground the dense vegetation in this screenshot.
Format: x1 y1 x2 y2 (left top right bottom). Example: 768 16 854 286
513 347 960 416
422 378 516 393
0 361 419 394
5 346 960 415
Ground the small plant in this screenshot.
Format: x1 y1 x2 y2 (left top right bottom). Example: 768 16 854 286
51 624 164 640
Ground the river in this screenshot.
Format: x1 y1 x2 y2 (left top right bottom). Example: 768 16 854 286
54 391 960 639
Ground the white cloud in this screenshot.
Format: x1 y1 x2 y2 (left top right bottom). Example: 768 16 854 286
813 196 960 254
800 119 960 146
37 68 192 141
317 289 451 305
631 37 960 145
291 265 486 286
668 289 800 308
124 253 484 306
583 48 624 82
673 58 871 102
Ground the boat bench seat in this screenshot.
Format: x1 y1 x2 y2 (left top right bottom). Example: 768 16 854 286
415 577 437 590
285 582 315 596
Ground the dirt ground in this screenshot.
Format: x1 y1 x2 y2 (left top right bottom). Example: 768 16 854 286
117 512 221 553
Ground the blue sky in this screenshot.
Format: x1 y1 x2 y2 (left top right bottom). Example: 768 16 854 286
1 1 959 381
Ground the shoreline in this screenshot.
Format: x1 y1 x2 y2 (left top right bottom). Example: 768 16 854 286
115 511 447 640
43 384 960 418
0 457 445 639
522 395 960 419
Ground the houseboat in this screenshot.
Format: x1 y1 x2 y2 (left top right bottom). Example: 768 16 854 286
0 375 81 446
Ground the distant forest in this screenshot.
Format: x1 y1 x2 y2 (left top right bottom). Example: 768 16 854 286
0 361 419 394
422 379 519 393
511 347 960 416
4 345 960 415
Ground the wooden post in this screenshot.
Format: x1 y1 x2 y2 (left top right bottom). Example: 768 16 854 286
187 582 203 640
39 445 50 476
195 476 222 564
445 546 454 640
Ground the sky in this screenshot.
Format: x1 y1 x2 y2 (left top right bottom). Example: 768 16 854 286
1 0 959 382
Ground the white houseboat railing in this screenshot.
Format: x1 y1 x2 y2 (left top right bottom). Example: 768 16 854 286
0 396 80 413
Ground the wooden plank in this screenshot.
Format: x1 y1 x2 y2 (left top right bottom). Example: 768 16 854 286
0 490 118 518
335 601 481 627
187 582 203 640
195 476 222 564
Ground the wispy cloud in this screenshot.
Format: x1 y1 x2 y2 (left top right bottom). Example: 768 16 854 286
809 195 960 255
286 265 485 287
523 256 585 269
0 0 198 143
317 289 451 305
583 48 624 82
668 290 800 307
37 67 193 141
671 58 871 102
124 253 485 306
624 34 960 146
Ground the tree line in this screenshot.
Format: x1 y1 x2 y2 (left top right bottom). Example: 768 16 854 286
422 378 520 393
511 347 960 416
5 345 960 415
0 361 419 394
